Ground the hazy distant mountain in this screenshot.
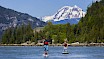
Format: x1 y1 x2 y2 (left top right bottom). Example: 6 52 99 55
0 6 46 39
42 5 86 24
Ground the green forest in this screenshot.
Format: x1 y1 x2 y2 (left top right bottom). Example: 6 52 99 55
2 24 34 44
1 1 104 44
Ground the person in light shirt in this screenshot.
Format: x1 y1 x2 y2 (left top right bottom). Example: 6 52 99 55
63 41 68 52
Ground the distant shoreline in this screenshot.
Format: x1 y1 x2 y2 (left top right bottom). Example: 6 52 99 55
0 43 104 47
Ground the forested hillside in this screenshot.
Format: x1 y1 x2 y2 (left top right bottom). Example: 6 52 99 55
77 1 104 43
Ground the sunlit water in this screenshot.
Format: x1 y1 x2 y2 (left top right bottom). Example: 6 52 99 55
0 46 104 59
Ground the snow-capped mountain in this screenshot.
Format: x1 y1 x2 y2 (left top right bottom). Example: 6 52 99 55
42 5 86 24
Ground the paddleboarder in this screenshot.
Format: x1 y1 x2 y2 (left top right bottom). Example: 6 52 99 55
44 38 49 55
63 41 68 52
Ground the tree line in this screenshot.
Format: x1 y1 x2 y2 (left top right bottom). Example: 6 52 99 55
1 24 34 44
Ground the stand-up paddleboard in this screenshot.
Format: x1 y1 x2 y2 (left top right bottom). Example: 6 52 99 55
43 52 48 57
43 54 48 57
62 51 69 54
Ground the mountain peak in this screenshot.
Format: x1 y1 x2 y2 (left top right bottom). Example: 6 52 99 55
74 5 78 8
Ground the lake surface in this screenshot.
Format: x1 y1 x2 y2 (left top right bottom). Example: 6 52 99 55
0 46 104 59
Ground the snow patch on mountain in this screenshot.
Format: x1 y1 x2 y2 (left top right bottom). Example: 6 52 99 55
42 5 86 22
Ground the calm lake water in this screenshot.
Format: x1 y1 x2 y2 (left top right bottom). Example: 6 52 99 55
0 46 104 59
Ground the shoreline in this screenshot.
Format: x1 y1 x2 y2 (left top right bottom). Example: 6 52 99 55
0 43 104 47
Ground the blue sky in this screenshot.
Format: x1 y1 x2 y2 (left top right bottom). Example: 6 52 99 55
0 0 94 17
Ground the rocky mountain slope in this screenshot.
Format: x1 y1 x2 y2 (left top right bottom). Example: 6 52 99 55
0 6 46 39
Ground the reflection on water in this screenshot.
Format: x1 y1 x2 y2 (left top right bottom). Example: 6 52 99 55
0 46 104 59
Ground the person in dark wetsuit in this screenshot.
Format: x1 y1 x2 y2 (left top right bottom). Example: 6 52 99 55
44 38 49 55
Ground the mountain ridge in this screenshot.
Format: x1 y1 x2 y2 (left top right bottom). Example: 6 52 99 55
0 6 46 39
